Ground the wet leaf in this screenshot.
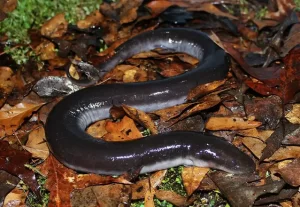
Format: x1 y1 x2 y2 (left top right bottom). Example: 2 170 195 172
0 140 39 195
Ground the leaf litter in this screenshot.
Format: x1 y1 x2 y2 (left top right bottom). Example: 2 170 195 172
0 0 300 206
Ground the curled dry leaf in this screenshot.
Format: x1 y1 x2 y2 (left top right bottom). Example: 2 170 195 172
205 116 262 131
0 67 14 108
169 94 222 126
122 104 158 135
41 13 68 38
285 104 300 124
104 116 142 141
182 167 209 196
3 187 27 207
187 79 226 101
0 102 44 135
39 155 130 207
23 126 49 160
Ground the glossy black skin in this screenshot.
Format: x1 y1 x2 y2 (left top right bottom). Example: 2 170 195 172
45 28 255 175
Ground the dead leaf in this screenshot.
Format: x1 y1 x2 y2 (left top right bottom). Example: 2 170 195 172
267 146 300 161
285 104 300 124
0 67 14 107
265 0 295 21
86 120 108 138
104 116 142 141
0 102 44 135
242 137 266 159
187 79 226 101
0 170 19 206
131 170 167 200
122 104 157 135
41 13 68 38
3 186 27 207
34 40 57 60
71 184 131 207
281 23 300 57
153 103 194 122
77 10 104 29
205 116 262 131
182 167 209 196
278 158 300 186
23 126 49 160
237 128 273 142
0 140 39 195
155 190 196 206
39 155 130 207
209 171 285 207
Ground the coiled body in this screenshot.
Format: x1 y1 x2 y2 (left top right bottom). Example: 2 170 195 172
45 28 255 175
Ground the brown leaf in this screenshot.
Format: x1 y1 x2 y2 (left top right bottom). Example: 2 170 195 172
3 187 27 207
209 171 285 207
244 96 283 129
260 121 285 162
86 120 108 138
122 104 157 134
278 158 300 186
23 126 49 160
0 102 44 135
0 140 39 195
237 129 273 142
131 170 167 200
267 146 300 161
104 116 142 141
285 104 300 124
34 40 57 60
242 137 266 159
103 65 148 83
71 184 131 207
265 0 295 21
205 116 262 131
0 170 19 206
182 167 209 196
0 67 14 108
254 189 298 205
39 155 130 207
281 23 300 57
41 13 68 38
155 190 196 206
153 103 194 122
187 79 226 101
0 0 17 13
282 125 300 145
77 10 104 29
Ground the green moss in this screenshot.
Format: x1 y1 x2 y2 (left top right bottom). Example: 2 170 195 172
0 0 102 44
255 6 268 20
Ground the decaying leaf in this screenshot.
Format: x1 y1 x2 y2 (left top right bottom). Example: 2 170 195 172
285 104 300 124
182 167 209 196
209 171 285 207
41 13 68 38
0 102 44 135
0 67 14 108
0 140 39 195
0 170 19 206
153 103 194 122
155 190 196 206
104 116 142 141
242 137 266 159
278 158 300 187
71 184 131 207
39 155 130 207
267 146 300 161
86 120 108 138
3 186 27 207
23 126 49 160
205 116 262 131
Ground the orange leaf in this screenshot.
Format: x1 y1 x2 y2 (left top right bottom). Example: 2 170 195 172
182 167 209 196
0 102 44 135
